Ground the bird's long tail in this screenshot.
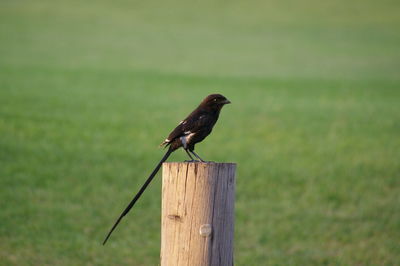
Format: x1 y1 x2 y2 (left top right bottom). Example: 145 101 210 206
103 147 173 245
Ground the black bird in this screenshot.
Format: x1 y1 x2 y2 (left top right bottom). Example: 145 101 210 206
103 94 231 245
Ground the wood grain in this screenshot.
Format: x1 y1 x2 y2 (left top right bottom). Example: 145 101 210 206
161 162 236 266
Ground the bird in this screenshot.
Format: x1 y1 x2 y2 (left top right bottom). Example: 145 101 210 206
102 94 231 245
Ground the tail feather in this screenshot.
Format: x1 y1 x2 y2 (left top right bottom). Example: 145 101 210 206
159 139 171 148
102 147 173 245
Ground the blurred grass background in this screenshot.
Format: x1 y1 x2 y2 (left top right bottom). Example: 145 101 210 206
0 0 399 265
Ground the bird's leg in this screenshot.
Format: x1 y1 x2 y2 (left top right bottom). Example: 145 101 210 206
184 149 198 162
190 150 205 162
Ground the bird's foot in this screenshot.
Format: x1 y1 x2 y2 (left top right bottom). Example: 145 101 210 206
184 159 200 163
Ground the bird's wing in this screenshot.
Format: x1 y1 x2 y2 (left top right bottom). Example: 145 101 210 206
161 122 185 145
182 113 211 134
161 110 210 146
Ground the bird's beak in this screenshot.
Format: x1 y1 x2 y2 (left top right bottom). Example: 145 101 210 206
223 99 231 104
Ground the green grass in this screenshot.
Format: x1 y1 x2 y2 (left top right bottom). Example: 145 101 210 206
1 0 399 265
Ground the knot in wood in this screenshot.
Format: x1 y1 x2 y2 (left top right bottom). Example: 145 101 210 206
199 224 212 237
167 214 181 222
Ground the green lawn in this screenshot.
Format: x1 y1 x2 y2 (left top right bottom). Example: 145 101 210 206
1 0 399 265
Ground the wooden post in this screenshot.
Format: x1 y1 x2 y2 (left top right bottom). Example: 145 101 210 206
161 162 236 266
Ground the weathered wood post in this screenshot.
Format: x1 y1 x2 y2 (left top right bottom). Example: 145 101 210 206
161 162 236 266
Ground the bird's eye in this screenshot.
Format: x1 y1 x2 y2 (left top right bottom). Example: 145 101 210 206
214 98 217 101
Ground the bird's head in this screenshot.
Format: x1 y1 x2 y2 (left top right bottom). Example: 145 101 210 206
201 94 231 110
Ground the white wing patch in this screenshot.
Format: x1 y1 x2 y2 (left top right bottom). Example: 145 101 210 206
180 136 187 148
180 133 195 149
